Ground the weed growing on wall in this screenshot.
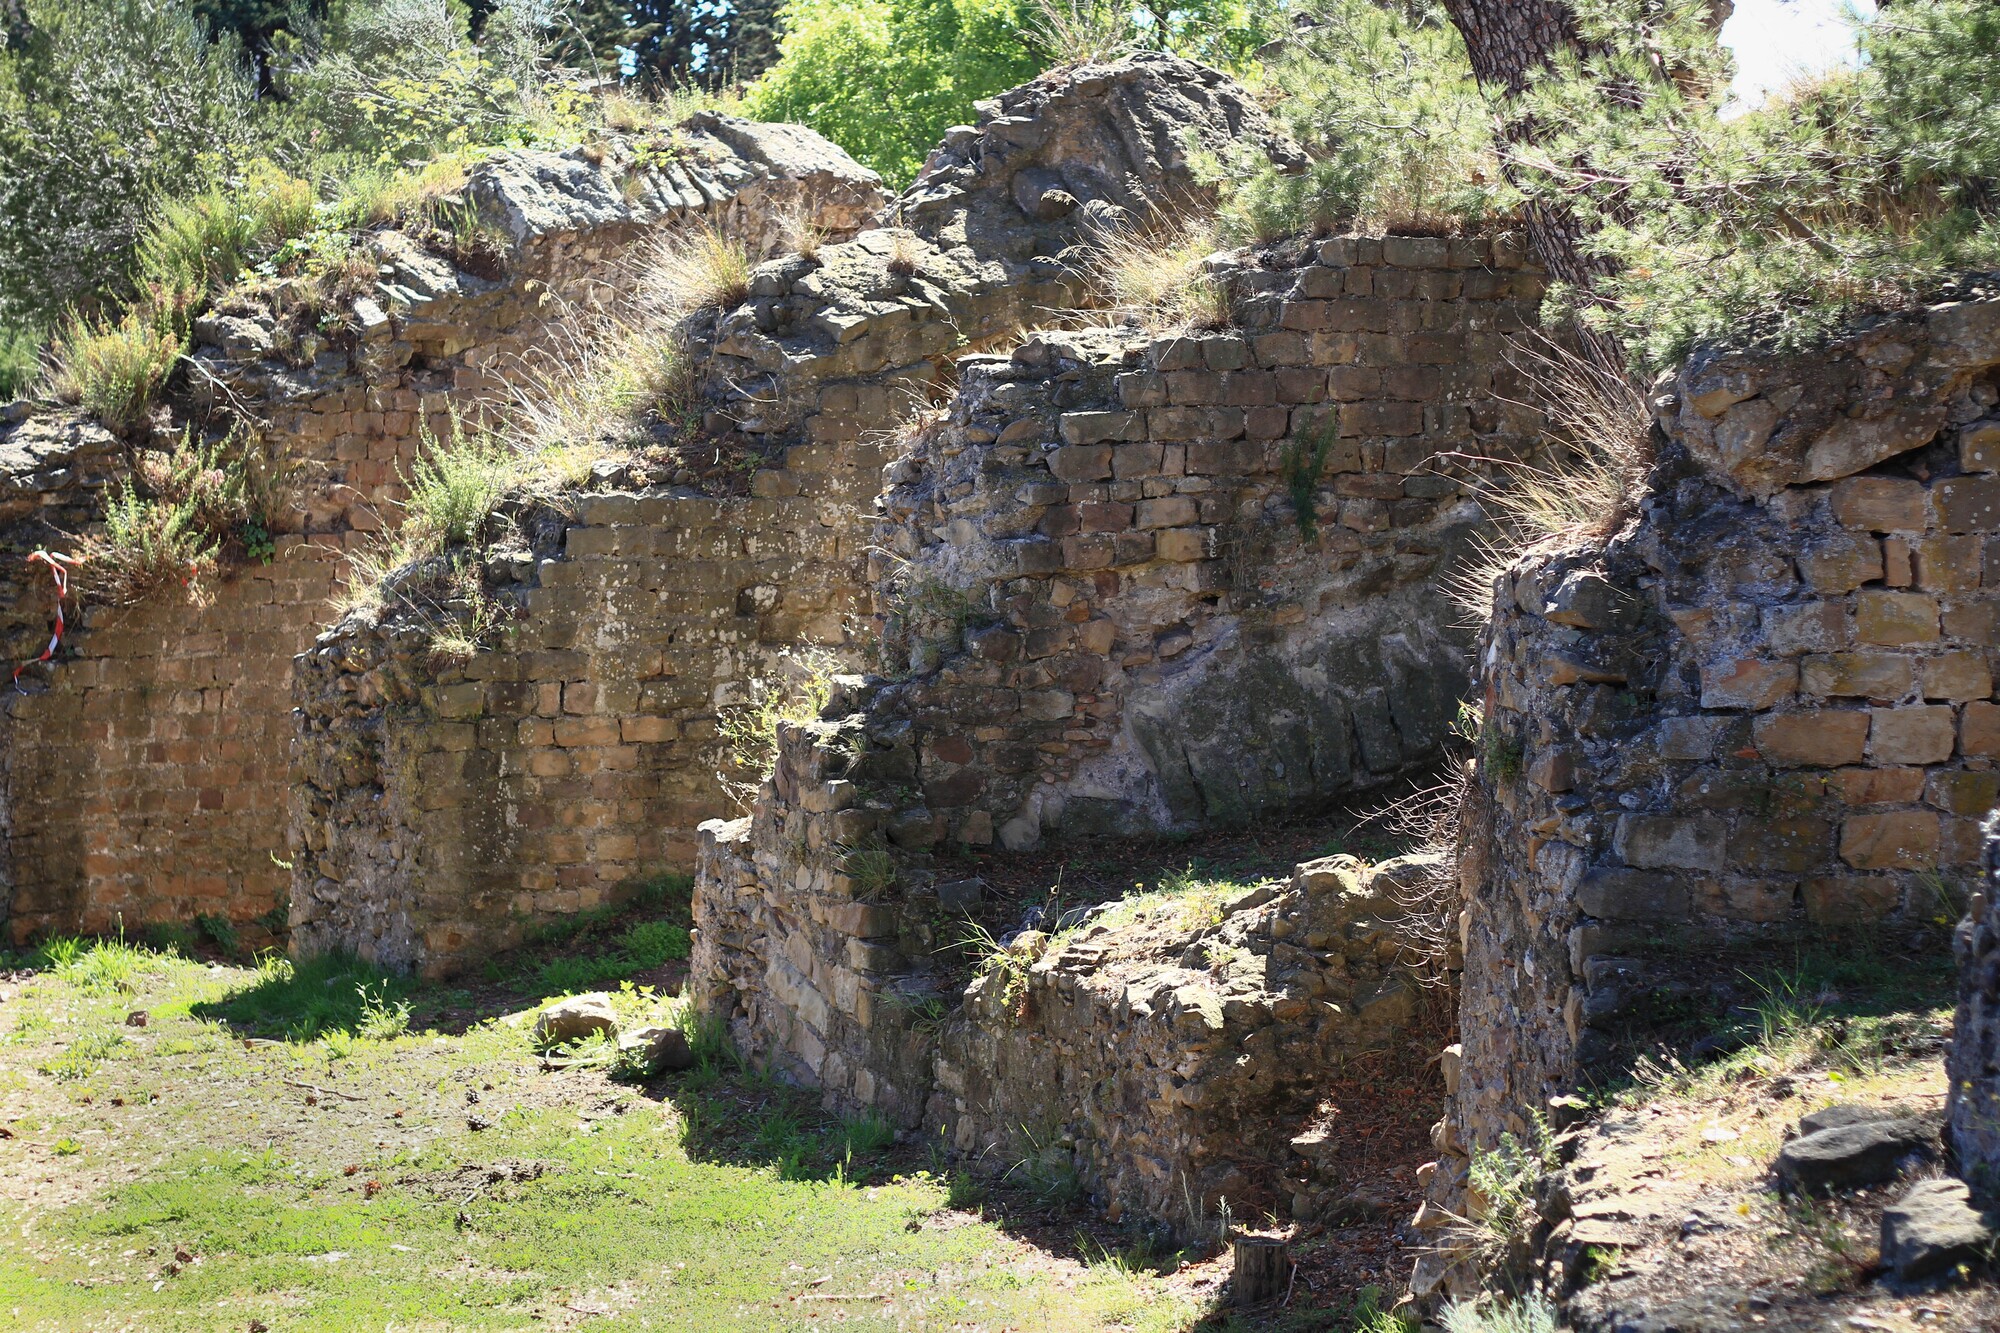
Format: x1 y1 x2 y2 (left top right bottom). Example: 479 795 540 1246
1080 217 1233 333
716 647 843 807
1281 408 1339 541
78 427 290 606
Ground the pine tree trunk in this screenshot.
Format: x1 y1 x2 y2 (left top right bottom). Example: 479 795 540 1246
1439 0 1625 370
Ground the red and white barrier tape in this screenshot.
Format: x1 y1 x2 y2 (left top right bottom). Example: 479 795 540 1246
13 550 81 691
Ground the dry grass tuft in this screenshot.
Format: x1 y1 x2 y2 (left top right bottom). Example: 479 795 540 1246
777 202 829 262
1080 217 1233 333
644 225 753 316
1024 0 1137 68
1440 335 1654 624
885 230 922 279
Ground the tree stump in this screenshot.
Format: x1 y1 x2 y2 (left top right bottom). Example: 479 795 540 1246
1230 1234 1292 1306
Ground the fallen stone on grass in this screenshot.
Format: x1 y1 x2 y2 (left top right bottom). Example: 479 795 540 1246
1775 1116 1933 1193
1880 1177 2000 1284
617 1024 694 1073
531 993 618 1048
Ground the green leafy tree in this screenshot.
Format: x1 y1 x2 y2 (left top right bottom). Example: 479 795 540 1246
0 0 257 330
743 0 1269 187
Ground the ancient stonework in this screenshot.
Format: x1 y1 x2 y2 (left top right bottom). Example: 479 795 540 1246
0 120 878 945
689 230 1547 1218
691 52 1301 455
693 722 1444 1227
932 853 1440 1225
290 464 884 976
1424 291 2000 1294
1951 814 2000 1201
290 56 1311 976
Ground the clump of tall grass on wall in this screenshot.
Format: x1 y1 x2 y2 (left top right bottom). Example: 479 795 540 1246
502 224 747 489
1080 216 1233 332
1441 334 1653 628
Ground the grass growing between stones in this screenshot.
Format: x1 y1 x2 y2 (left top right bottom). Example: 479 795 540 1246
0 938 1213 1333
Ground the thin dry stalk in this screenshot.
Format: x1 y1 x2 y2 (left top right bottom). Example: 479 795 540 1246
1353 767 1469 983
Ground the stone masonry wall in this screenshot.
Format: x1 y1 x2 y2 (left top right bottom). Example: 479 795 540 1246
286 56 1296 976
1424 292 2000 1292
691 232 1548 1182
0 121 879 944
931 852 1436 1227
1950 813 2000 1201
290 451 888 976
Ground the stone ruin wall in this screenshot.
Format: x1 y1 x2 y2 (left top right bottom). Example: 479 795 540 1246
0 119 883 944
288 54 1299 977
1952 813 2000 1202
690 231 1548 1221
1423 292 2000 1291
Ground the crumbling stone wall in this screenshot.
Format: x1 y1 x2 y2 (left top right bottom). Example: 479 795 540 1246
291 467 884 976
1426 293 2000 1290
691 232 1547 1205
1950 813 2000 1200
290 56 1300 975
693 733 1442 1228
692 52 1299 456
0 122 879 944
933 853 1437 1226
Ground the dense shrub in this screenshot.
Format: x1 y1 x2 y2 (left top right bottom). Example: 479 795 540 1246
1513 0 2000 368
0 0 257 331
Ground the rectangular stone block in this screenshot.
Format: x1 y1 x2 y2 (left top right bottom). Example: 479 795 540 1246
1832 476 1928 531
1698 658 1796 710
1048 444 1113 481
1753 710 1868 767
1856 589 1940 645
1870 704 1957 763
1576 868 1689 921
1798 533 1883 593
1961 699 2000 756
1697 877 1797 924
1832 766 1926 805
1936 474 2000 532
1136 496 1198 529
1801 652 1911 699
1926 768 2000 816
1918 535 1983 592
1613 814 1727 872
1963 420 2000 472
1921 651 1992 702
1804 875 1901 924
1727 817 1831 874
1839 810 1939 870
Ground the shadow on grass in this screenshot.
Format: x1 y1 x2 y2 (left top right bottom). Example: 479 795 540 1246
190 873 699 1042
1579 926 1959 1106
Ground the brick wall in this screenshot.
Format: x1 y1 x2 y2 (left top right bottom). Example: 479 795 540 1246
0 125 881 944
1420 293 2000 1298
691 232 1548 1144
